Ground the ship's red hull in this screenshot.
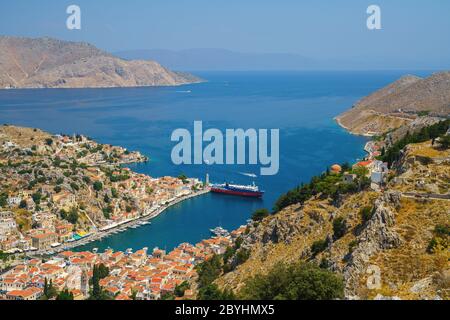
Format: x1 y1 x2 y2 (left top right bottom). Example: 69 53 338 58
211 187 263 198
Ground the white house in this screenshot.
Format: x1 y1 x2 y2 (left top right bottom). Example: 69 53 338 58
7 196 22 207
370 160 389 185
0 218 17 236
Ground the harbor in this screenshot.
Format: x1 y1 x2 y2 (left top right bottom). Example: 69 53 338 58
26 188 211 257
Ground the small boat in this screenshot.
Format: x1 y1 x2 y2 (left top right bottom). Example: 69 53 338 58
210 226 229 237
240 172 258 178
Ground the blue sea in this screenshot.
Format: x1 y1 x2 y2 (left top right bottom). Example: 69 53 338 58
0 71 432 252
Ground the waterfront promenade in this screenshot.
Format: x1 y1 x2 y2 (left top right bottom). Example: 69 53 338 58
26 188 211 257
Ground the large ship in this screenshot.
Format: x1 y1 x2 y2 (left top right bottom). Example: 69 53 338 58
210 182 264 198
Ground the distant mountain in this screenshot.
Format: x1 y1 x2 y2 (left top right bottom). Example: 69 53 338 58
336 72 450 135
0 36 202 89
115 48 317 71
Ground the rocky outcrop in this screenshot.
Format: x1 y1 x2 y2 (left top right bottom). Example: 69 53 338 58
0 36 202 89
242 208 305 248
342 191 402 297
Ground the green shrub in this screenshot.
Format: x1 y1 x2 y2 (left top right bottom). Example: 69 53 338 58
174 281 190 297
251 208 270 222
240 262 344 300
348 240 358 254
360 206 374 223
93 181 103 191
311 239 328 256
333 217 347 239
427 224 449 253
198 284 235 300
235 248 250 265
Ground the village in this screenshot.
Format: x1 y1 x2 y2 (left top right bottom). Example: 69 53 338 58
0 226 246 300
328 139 389 190
0 125 205 256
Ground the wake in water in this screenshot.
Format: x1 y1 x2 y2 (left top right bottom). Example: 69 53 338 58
239 172 258 178
176 90 192 93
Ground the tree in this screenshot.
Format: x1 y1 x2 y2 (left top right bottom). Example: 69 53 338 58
0 193 7 207
198 284 235 300
89 264 111 300
333 217 347 239
97 263 110 279
240 262 344 300
360 206 374 223
103 206 112 219
161 292 176 300
178 174 188 184
174 281 190 297
57 289 74 300
43 278 57 300
251 208 270 222
19 199 27 209
438 135 450 149
196 255 223 288
111 188 118 198
311 239 328 256
130 288 138 300
93 181 103 192
32 192 42 205
60 209 67 220
352 166 369 178
70 182 79 191
67 207 79 224
0 250 9 262
235 248 250 265
341 162 351 172
82 176 91 184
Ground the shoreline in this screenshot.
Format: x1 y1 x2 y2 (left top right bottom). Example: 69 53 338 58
27 188 211 256
0 80 205 91
334 116 375 137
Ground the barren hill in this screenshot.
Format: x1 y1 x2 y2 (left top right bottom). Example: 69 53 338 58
215 140 450 299
336 72 450 136
0 36 201 89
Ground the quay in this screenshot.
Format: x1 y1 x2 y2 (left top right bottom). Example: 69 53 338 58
26 188 211 257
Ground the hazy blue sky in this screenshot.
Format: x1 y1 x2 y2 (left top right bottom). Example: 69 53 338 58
1 0 450 69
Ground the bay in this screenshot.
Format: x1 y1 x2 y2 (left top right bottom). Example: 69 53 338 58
0 71 431 252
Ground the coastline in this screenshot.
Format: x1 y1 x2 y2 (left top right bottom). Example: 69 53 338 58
334 116 375 137
26 187 211 256
1 78 205 91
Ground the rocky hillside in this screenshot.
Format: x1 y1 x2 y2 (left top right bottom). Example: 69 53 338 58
336 72 450 136
0 36 202 89
215 140 449 300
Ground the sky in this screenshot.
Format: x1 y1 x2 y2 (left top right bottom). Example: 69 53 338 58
1 0 450 69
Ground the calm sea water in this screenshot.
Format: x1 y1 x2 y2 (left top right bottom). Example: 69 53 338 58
0 71 432 252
